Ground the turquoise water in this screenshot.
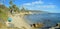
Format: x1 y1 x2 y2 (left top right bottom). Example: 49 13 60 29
24 13 60 29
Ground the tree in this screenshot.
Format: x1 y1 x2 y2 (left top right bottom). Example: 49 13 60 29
9 0 13 6
10 1 20 12
12 4 20 12
9 0 20 13
21 7 26 11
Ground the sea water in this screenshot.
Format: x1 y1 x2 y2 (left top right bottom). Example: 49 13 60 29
24 13 60 29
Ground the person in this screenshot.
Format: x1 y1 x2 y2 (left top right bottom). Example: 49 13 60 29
56 24 58 26
10 9 12 14
33 24 36 27
30 24 36 27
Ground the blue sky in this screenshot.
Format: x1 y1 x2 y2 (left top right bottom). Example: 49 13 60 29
0 0 60 13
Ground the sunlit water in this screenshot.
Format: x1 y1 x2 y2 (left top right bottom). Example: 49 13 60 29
24 13 60 29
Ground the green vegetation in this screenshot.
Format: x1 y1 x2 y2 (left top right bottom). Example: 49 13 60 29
0 5 8 21
0 0 21 28
0 0 29 22
0 0 43 21
9 0 20 12
0 0 27 21
0 4 8 28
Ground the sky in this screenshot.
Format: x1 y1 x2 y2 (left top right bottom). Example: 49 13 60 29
0 0 60 13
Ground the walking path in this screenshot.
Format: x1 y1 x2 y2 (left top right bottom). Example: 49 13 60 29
8 13 32 29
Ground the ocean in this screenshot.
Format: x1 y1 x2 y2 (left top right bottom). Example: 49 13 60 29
24 13 60 29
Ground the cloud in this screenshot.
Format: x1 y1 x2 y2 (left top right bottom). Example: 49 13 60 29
38 5 56 8
23 0 44 6
22 0 56 9
32 0 44 5
45 5 56 8
23 3 31 5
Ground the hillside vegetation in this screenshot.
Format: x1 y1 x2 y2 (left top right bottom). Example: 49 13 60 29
0 5 8 21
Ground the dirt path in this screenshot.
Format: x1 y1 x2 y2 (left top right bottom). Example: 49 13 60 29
9 14 32 29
